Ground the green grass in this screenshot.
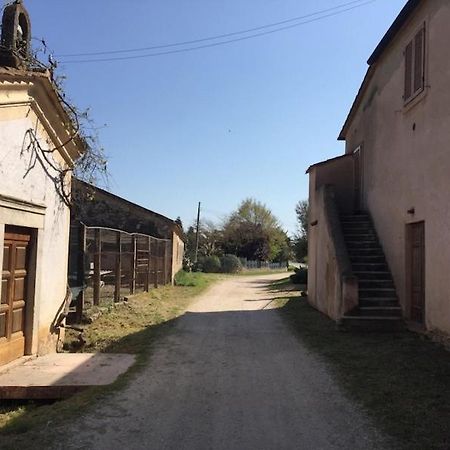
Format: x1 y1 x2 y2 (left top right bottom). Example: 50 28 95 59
174 269 287 283
174 270 222 287
276 288 450 450
0 273 220 449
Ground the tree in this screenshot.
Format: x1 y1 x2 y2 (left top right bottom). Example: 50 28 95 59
184 220 222 262
293 200 309 262
221 198 290 262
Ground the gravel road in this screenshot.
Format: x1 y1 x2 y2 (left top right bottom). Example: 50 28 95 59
58 273 388 450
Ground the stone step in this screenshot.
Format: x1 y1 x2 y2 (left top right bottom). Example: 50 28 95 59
350 306 402 317
348 249 385 258
353 271 392 280
352 263 389 272
346 241 382 249
359 298 399 307
340 315 404 332
359 288 397 299
341 222 372 229
341 214 370 221
350 255 386 263
359 279 395 289
343 232 378 239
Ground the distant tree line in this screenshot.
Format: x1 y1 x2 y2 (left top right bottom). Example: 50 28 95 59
182 198 309 269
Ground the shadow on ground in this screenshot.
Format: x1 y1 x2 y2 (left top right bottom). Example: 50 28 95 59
1 277 450 450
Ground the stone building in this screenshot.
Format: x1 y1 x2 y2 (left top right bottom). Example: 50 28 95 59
308 0 450 334
0 1 85 365
71 179 185 284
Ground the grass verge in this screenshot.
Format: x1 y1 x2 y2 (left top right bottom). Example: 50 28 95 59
275 279 450 450
0 272 220 449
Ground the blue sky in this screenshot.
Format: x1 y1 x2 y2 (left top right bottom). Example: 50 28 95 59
26 0 406 233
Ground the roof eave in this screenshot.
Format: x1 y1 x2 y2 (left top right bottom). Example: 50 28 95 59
338 66 375 141
367 0 422 66
338 0 422 141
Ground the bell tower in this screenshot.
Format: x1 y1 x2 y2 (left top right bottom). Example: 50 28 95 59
0 0 32 68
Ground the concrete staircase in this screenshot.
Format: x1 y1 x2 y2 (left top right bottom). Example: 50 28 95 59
340 213 404 331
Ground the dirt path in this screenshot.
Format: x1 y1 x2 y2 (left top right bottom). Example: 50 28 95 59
58 273 388 450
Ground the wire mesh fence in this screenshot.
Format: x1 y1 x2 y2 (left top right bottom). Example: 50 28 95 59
68 222 171 323
240 259 287 270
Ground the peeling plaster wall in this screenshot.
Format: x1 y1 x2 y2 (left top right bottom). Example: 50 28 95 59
0 102 71 360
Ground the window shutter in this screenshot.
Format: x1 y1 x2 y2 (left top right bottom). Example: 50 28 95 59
414 28 424 93
404 41 413 100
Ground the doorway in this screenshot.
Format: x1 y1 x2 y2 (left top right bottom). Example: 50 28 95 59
407 222 425 324
353 145 364 212
0 226 33 365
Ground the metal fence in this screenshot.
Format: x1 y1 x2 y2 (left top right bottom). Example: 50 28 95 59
68 222 171 323
241 259 287 270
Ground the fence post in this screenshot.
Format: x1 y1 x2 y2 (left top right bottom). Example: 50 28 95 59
114 231 122 302
154 241 159 289
145 236 151 292
75 223 86 323
93 228 101 306
163 241 168 285
130 235 137 294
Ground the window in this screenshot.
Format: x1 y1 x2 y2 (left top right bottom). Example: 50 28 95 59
404 25 425 104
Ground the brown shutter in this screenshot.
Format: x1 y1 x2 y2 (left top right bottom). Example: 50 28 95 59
414 28 424 93
404 41 413 100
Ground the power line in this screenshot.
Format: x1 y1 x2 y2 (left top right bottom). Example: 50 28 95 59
58 0 371 58
60 0 376 64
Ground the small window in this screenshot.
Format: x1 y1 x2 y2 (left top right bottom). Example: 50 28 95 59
404 25 425 104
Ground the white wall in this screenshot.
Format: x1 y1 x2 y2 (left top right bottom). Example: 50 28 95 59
0 105 71 357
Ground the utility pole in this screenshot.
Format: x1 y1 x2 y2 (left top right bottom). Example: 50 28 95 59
194 201 201 263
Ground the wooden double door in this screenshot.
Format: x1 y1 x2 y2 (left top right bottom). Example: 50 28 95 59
0 226 33 366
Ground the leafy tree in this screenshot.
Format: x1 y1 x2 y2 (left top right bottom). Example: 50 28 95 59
184 220 222 263
221 198 290 262
293 200 308 262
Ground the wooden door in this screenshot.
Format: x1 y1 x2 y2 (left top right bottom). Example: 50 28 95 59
0 226 32 365
408 222 425 323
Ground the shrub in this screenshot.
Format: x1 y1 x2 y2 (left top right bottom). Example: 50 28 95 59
290 267 308 284
202 255 221 273
220 254 243 274
174 270 207 287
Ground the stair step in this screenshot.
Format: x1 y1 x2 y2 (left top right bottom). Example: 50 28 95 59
349 251 385 259
354 271 392 280
341 215 370 222
360 289 397 299
343 233 378 239
341 223 372 229
351 307 402 317
341 315 404 332
346 241 382 249
353 263 388 271
340 212 402 332
360 298 399 307
359 280 395 289
351 255 386 262
348 246 384 252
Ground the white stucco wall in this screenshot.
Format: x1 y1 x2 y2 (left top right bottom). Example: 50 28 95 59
344 0 450 333
0 99 72 358
171 232 184 283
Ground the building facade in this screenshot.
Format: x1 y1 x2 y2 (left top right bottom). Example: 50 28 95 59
72 179 185 285
0 2 84 365
308 0 450 334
